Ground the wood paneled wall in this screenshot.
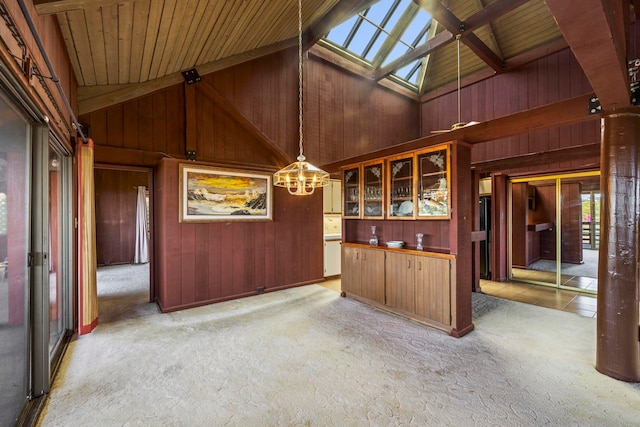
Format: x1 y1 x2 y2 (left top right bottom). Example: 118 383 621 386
85 84 186 160
83 48 419 168
306 56 421 165
94 168 148 266
421 48 599 173
155 158 323 312
80 48 419 310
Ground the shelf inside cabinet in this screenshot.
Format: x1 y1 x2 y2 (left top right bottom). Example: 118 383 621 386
422 171 445 178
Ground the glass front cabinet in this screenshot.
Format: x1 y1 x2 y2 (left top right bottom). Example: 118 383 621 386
362 161 384 219
387 154 415 219
341 143 450 220
342 166 360 218
417 145 450 219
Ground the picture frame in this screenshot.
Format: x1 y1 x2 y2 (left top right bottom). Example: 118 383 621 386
179 164 273 222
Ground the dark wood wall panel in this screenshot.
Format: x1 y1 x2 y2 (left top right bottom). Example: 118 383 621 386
94 169 148 266
422 49 599 172
155 158 323 312
511 183 527 267
350 216 451 252
561 182 583 264
84 84 186 162
307 56 421 166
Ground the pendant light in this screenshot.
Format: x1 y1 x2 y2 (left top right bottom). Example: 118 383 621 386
273 0 330 195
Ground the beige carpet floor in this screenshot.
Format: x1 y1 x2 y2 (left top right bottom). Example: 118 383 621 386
37 264 640 426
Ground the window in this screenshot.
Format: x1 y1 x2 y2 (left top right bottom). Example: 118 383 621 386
322 0 434 90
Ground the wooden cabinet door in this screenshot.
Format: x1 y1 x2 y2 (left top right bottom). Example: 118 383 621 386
323 180 343 213
360 248 385 303
385 252 415 313
415 256 451 325
331 181 342 213
341 246 361 295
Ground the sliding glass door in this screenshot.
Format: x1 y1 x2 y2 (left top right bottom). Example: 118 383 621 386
509 172 599 294
0 90 31 427
0 86 72 425
48 144 71 356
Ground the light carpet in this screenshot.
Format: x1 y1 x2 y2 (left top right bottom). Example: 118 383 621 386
37 265 640 426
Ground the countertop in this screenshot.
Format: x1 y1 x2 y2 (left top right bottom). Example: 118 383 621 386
341 241 454 259
324 234 342 241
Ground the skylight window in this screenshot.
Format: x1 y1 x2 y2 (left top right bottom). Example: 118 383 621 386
322 0 434 90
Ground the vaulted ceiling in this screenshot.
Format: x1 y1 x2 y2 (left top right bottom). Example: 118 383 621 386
33 0 633 116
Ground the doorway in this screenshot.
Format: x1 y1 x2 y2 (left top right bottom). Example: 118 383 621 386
509 172 599 294
94 166 154 308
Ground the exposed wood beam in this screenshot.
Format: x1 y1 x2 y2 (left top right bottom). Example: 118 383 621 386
197 80 293 167
303 0 377 51
33 0 132 15
93 145 166 167
414 0 504 71
374 30 455 80
92 145 281 172
322 93 597 172
379 0 526 80
464 0 532 30
460 33 505 72
545 0 630 112
78 38 297 114
184 83 197 156
472 143 600 172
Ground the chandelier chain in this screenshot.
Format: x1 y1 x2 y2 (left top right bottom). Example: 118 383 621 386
298 0 304 159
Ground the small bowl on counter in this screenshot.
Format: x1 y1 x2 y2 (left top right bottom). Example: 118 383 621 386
386 240 404 249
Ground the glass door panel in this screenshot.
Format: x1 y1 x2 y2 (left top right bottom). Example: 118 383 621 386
0 93 31 426
48 145 65 353
362 161 384 219
387 155 414 219
559 176 599 294
417 145 450 219
510 172 599 295
342 166 360 218
511 179 558 286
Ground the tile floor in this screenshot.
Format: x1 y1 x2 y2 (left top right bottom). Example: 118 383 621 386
319 277 598 318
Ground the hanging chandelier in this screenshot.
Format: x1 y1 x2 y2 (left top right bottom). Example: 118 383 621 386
273 0 330 195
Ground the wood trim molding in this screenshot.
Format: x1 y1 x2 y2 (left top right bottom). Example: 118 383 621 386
321 93 598 172
77 38 297 115
472 143 601 172
184 83 197 156
545 0 630 112
33 0 133 15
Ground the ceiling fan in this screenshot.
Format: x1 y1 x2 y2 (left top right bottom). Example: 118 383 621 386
431 35 479 134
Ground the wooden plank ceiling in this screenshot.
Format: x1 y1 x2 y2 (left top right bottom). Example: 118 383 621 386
33 0 630 115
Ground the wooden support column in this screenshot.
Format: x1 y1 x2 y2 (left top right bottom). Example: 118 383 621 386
185 83 198 160
597 111 640 382
449 140 474 337
491 173 508 282
471 168 482 292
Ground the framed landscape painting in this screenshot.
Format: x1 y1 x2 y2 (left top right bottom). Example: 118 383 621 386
179 164 273 222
